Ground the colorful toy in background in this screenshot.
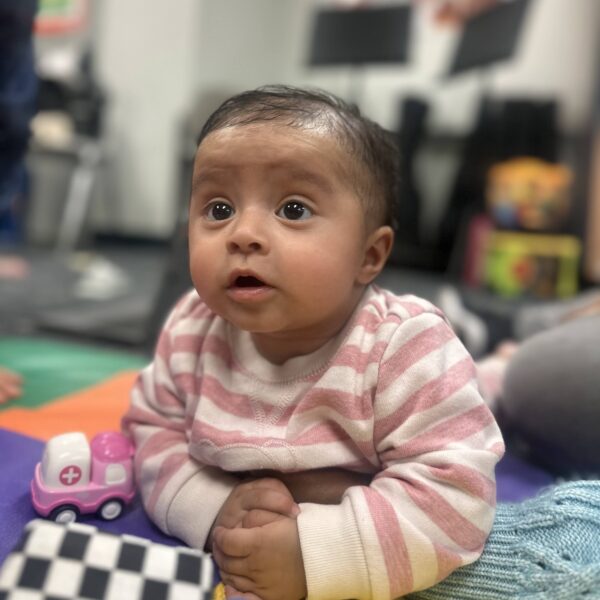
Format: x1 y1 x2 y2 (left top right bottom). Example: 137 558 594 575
31 431 136 523
35 0 88 35
469 156 583 298
484 231 581 298
486 157 572 232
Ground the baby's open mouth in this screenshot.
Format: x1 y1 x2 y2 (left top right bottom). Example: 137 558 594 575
233 275 265 288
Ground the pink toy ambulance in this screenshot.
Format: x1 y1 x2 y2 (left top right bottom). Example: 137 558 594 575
31 431 136 523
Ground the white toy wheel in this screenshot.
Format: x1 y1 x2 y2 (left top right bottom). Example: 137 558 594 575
50 505 79 523
99 499 123 520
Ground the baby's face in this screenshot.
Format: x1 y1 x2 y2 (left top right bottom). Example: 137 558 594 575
188 122 381 361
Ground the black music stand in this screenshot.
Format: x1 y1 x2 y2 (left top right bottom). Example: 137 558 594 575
447 0 532 77
308 5 411 104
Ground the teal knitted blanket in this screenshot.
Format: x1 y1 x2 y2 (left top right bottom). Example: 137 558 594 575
408 481 600 599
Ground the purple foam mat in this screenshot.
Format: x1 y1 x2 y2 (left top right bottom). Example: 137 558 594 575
0 428 555 565
0 429 180 565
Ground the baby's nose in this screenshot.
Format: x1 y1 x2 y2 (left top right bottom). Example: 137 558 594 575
226 210 268 254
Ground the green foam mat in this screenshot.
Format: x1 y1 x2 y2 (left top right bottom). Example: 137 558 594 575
0 336 145 409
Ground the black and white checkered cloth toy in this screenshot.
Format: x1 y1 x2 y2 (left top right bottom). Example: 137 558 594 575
0 520 216 600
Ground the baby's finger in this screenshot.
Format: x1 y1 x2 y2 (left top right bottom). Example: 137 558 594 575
213 526 257 558
220 571 255 595
214 551 250 579
240 487 299 517
224 583 261 600
242 508 286 529
238 476 286 492
241 476 298 502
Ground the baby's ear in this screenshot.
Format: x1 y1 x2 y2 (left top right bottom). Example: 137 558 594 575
357 225 394 285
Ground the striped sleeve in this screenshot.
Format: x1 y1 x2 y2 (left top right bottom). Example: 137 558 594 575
122 292 238 550
297 310 504 600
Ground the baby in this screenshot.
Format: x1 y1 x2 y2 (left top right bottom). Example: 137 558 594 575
123 85 504 600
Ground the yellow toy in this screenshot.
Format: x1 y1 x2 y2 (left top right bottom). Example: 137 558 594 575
212 582 226 600
486 157 572 232
484 231 581 298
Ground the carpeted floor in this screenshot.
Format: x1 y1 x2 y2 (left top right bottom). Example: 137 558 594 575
0 241 170 353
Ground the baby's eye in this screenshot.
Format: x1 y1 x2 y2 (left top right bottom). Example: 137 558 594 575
277 201 313 221
206 201 234 221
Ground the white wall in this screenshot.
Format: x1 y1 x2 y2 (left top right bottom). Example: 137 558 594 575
289 0 600 133
88 0 600 238
93 0 200 237
91 0 301 237
193 0 294 91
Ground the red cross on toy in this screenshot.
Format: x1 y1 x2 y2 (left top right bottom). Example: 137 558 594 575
59 465 82 486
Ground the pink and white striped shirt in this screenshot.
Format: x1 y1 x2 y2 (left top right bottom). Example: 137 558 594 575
123 285 504 599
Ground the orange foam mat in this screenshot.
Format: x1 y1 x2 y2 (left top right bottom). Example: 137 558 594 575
0 370 138 441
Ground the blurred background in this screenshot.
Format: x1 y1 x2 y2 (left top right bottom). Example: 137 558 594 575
1 0 600 357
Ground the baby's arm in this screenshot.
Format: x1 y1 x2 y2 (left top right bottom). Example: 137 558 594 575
295 312 504 600
218 311 503 600
122 295 240 550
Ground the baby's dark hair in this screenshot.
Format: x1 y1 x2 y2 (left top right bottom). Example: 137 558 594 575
197 85 400 229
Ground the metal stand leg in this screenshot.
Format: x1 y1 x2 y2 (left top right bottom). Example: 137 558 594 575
55 138 102 252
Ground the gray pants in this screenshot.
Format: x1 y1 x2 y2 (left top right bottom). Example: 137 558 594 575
501 314 600 474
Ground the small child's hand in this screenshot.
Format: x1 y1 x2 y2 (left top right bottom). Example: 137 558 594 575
209 478 299 548
213 516 307 600
0 367 22 404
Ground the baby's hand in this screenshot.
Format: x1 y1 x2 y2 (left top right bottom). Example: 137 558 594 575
209 478 299 548
213 516 307 600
